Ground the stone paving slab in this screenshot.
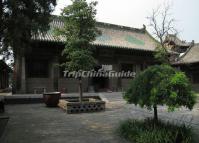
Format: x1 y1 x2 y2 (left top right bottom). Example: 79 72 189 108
0 92 199 143
0 104 131 143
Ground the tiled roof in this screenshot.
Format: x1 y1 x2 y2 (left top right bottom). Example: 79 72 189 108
173 43 199 65
32 16 158 52
165 34 191 47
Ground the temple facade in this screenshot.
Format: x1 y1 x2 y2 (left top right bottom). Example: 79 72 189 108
15 17 159 93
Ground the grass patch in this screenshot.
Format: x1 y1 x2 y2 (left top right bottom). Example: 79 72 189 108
117 118 193 143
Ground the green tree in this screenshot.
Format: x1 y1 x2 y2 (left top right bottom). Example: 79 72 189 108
0 0 56 93
154 46 170 64
124 65 196 122
56 0 100 102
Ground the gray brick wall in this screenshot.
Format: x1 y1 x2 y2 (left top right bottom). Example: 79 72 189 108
192 84 199 93
26 78 54 93
121 78 131 91
58 78 89 93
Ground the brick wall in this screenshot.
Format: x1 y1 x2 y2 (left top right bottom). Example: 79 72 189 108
121 78 131 91
26 78 54 93
192 84 199 93
58 78 89 93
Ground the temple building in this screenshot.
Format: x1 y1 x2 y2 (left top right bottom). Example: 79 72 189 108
173 44 199 92
165 35 199 92
0 60 11 91
164 34 193 53
15 17 159 93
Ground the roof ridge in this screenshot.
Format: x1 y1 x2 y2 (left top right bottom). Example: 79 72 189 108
51 15 145 33
96 22 145 33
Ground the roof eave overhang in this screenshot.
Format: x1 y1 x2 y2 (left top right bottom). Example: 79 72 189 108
172 61 199 66
31 39 155 53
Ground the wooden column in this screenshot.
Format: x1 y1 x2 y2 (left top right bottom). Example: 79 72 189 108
136 64 141 73
117 63 122 91
13 54 22 94
21 56 26 93
52 57 59 91
2 69 6 89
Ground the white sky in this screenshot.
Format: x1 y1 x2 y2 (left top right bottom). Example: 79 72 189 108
53 0 199 42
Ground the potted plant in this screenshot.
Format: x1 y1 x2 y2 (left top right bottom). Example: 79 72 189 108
43 92 61 107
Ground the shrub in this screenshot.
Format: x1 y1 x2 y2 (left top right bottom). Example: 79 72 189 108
117 118 193 143
124 65 196 122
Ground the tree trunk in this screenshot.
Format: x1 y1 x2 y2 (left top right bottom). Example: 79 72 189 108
78 77 83 102
153 105 158 123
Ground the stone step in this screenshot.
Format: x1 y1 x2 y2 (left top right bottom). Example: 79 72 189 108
3 94 100 105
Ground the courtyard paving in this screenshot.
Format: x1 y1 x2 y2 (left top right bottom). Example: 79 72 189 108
0 92 199 143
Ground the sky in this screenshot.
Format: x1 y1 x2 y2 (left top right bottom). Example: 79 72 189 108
53 0 199 42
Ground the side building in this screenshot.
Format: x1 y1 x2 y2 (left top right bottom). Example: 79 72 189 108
15 18 159 93
165 34 199 92
0 60 11 91
173 43 199 92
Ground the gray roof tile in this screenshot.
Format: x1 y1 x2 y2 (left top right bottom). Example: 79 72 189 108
32 17 158 52
174 43 199 64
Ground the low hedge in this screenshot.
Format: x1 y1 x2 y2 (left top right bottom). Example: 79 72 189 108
117 118 193 143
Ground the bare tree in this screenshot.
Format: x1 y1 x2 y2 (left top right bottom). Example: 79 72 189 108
147 4 177 48
147 4 178 64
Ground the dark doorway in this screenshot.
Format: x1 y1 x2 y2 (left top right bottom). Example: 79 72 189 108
92 65 109 92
